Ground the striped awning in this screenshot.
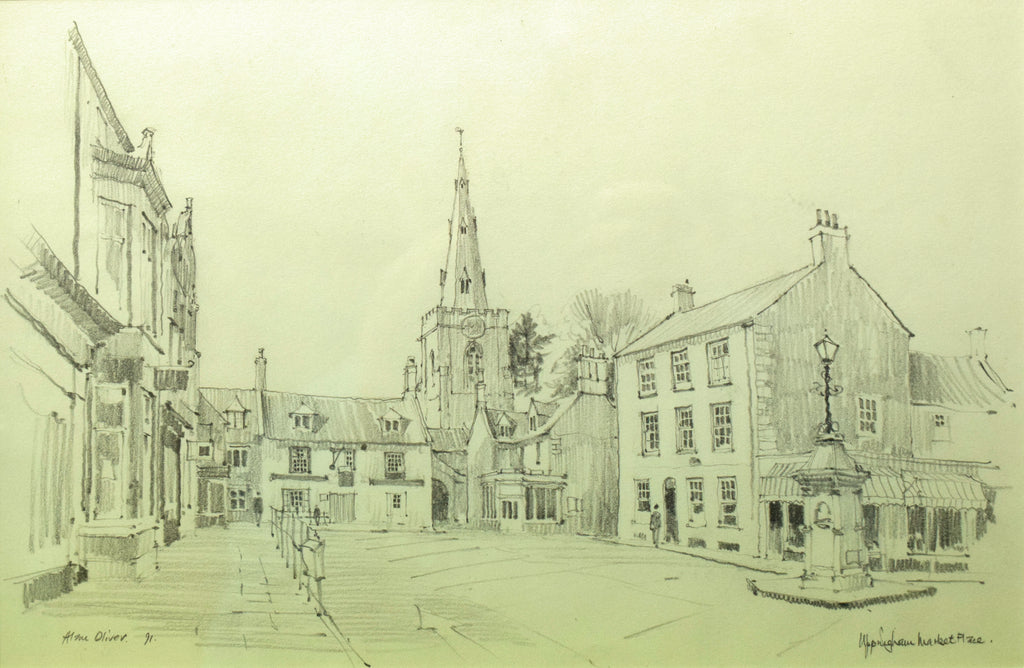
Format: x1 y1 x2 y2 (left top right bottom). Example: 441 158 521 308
904 472 988 510
759 463 987 510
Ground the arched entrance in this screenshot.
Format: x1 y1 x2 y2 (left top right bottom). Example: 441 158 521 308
432 479 450 524
664 478 679 544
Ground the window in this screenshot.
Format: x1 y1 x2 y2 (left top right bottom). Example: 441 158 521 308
719 477 738 527
707 339 730 385
858 396 878 435
932 414 950 442
95 385 126 428
459 277 471 294
637 357 657 396
636 479 651 512
675 406 695 452
711 402 733 451
529 415 538 431
641 412 660 454
293 414 312 430
391 493 403 510
671 349 692 390
385 452 405 479
230 448 248 468
465 342 484 387
383 418 401 433
99 199 127 293
197 444 211 458
501 499 518 519
229 489 247 511
284 489 309 514
526 487 558 520
687 478 705 526
482 484 497 519
227 410 247 429
289 447 310 474
337 449 355 470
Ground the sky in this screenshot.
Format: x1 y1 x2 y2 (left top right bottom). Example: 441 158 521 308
1 1 1021 399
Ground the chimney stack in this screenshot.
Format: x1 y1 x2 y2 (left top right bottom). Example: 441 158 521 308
577 347 609 396
967 327 987 359
809 208 850 267
255 348 267 392
475 380 487 409
403 357 418 395
671 281 696 313
140 127 155 162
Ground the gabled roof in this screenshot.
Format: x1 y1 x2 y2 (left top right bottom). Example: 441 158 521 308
261 391 427 445
618 266 817 357
69 24 134 153
909 352 1014 412
225 396 249 413
484 408 529 441
200 387 258 413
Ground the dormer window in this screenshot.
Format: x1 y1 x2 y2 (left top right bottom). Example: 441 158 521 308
384 418 400 433
529 415 538 431
497 424 514 439
378 408 407 436
290 402 318 431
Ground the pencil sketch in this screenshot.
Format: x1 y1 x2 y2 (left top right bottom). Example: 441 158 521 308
1 7 1021 667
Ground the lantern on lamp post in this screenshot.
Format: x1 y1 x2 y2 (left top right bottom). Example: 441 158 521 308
813 332 843 435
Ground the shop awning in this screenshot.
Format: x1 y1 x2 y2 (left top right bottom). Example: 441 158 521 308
759 463 988 510
904 472 988 510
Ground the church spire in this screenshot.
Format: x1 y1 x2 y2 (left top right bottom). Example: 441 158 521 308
440 128 488 309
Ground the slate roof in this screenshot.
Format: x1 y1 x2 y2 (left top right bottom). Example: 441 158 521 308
909 352 1014 412
261 391 427 445
427 427 470 452
618 266 817 356
69 24 134 153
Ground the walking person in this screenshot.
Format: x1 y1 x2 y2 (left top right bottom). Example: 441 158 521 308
253 492 263 527
313 505 321 526
650 504 662 548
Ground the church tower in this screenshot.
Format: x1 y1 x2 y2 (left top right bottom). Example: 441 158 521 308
418 131 513 428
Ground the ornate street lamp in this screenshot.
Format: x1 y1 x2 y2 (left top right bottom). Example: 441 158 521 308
813 332 843 435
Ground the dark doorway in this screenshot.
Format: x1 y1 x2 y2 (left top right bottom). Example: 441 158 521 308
664 478 679 544
432 479 449 524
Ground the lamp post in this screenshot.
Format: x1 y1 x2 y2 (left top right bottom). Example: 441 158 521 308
813 332 842 435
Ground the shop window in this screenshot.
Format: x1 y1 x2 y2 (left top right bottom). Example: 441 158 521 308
687 478 705 526
718 477 737 527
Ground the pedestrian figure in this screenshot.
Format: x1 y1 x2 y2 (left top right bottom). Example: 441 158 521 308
313 505 321 526
253 492 263 527
650 504 662 548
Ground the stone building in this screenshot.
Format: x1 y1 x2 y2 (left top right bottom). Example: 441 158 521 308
1 26 201 603
616 211 1009 572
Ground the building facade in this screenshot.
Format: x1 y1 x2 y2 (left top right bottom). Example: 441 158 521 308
466 351 619 536
616 211 1008 571
1 26 201 604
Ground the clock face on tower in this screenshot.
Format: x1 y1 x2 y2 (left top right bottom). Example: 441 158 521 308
462 315 486 339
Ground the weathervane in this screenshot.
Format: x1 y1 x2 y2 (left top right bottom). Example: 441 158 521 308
456 126 464 153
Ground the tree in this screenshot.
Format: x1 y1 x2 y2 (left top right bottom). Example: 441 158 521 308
509 312 556 396
548 289 657 399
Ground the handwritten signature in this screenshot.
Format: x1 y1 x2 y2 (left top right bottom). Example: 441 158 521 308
858 628 987 658
61 630 156 646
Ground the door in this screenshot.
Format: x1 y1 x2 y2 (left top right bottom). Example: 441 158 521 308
664 478 679 544
432 479 449 524
330 493 356 523
386 492 407 527
767 501 784 557
499 498 521 533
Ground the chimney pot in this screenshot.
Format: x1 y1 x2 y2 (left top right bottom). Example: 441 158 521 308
185 197 193 211
816 209 823 225
831 213 838 229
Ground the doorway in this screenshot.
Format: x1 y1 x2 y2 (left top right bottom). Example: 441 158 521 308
329 493 356 523
664 478 679 544
432 479 449 524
